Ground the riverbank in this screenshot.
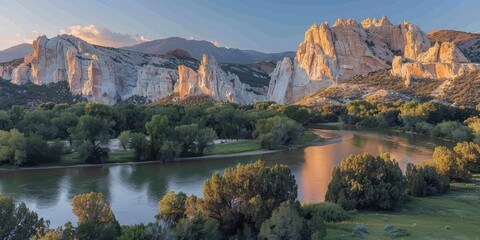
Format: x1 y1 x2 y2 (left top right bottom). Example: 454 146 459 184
0 129 332 171
325 174 480 239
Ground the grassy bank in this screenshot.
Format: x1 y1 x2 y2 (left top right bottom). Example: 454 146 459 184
1 130 319 169
326 174 480 239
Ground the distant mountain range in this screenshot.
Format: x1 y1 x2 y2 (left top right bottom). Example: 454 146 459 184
122 37 295 64
0 43 33 62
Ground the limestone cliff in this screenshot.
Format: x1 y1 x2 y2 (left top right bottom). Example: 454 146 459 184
0 35 266 105
391 42 480 85
174 55 266 104
268 16 436 104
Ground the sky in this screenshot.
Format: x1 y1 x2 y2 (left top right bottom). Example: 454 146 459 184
0 0 479 52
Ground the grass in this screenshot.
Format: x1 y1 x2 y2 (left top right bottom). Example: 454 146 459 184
206 130 319 155
207 139 261 155
325 174 480 239
59 150 135 166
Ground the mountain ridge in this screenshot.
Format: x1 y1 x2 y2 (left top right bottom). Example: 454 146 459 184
122 37 295 64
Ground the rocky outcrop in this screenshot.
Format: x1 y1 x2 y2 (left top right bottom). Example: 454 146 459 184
268 16 433 104
174 55 266 104
0 35 266 105
268 16 480 104
428 30 480 63
391 42 480 85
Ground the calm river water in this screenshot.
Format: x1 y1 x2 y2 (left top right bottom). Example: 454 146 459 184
0 125 450 227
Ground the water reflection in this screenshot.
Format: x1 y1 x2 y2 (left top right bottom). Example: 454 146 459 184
0 127 450 227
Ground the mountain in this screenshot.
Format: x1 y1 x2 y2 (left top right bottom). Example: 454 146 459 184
0 35 267 106
0 43 33 62
428 30 480 63
268 16 480 104
122 37 295 64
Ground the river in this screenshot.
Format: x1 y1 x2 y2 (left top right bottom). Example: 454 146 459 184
0 125 451 227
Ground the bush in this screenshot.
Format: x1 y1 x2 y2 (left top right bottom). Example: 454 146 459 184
325 153 405 210
259 201 307 240
301 202 348 223
255 116 303 149
405 163 450 197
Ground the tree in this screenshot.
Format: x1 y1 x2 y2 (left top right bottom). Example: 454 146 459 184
202 160 298 235
405 163 449 197
129 132 149 161
117 131 130 151
454 141 480 173
259 201 306 240
145 115 169 159
50 112 78 140
71 192 120 240
254 116 303 149
73 115 112 164
158 191 187 223
196 128 216 155
325 153 405 210
174 124 200 157
0 129 27 166
0 193 46 240
283 105 312 125
432 146 469 181
0 110 13 130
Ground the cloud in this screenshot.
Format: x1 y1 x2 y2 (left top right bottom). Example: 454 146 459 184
59 25 149 47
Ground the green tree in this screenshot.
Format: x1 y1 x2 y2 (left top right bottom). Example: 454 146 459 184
0 193 46 240
73 115 111 164
117 131 130 151
145 115 169 159
50 112 78 140
129 132 149 161
405 163 449 197
196 128 216 155
254 116 303 149
202 160 298 235
259 201 306 240
0 129 27 166
0 110 13 130
325 153 405 210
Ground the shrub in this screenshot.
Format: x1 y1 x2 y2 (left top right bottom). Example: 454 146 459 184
405 163 450 197
301 202 348 223
325 153 405 210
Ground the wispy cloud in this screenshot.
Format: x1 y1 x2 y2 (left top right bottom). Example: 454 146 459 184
59 25 149 47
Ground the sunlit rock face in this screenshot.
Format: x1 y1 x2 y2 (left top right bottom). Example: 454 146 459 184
267 16 479 104
174 54 266 104
1 35 265 105
392 42 480 85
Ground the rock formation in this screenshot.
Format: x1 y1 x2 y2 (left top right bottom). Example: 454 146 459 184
391 41 479 85
267 16 480 104
268 16 436 104
0 35 266 105
174 55 266 104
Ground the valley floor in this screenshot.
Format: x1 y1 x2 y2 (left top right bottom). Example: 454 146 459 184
326 174 480 240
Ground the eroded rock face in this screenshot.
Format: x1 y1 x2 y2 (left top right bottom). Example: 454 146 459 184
174 54 266 104
392 42 479 84
2 35 266 105
268 16 480 104
268 16 432 104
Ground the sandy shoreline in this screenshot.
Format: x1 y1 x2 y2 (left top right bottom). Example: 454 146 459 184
0 129 345 172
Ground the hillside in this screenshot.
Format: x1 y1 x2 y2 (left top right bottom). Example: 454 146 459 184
298 70 480 108
428 30 480 62
0 43 32 63
122 37 295 64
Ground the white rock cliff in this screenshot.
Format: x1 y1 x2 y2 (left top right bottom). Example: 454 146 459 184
0 35 264 105
267 16 479 104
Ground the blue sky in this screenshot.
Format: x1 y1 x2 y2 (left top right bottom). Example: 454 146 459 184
0 0 479 52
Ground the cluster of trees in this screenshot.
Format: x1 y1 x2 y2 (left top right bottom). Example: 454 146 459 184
0 102 311 166
315 100 479 142
326 141 480 210
1 161 353 240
